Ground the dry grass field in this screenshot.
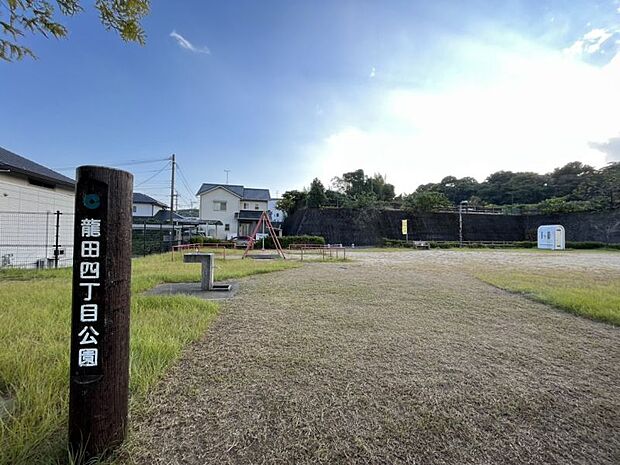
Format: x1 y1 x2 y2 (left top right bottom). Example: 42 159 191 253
126 249 620 465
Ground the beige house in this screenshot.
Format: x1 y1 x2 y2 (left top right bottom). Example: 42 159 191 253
0 146 75 268
196 183 270 239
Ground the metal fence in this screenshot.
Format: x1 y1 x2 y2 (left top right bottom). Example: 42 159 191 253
131 221 204 257
0 210 75 269
0 211 206 269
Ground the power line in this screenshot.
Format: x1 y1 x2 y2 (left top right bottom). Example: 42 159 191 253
135 161 172 187
176 163 197 200
53 156 172 171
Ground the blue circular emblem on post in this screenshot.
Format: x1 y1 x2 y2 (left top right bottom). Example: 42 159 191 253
83 194 101 209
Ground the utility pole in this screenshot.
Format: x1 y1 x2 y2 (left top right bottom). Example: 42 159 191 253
459 200 468 247
170 154 176 244
224 169 230 184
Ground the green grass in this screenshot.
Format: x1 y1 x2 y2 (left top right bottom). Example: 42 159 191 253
0 253 299 465
477 270 620 326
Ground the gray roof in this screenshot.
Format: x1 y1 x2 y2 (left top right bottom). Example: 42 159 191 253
133 192 168 208
196 183 270 201
237 210 263 221
0 146 75 188
152 210 202 224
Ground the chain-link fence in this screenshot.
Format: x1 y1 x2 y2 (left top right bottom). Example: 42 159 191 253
0 211 75 269
0 211 207 269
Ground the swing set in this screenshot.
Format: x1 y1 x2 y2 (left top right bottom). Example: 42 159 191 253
242 211 286 259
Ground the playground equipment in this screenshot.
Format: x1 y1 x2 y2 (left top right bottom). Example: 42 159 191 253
242 211 286 259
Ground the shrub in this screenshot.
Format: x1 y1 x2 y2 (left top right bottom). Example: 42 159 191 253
382 238 415 248
262 235 325 249
189 236 224 245
566 241 607 249
512 241 536 248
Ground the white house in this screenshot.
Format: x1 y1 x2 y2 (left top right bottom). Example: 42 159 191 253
196 183 271 239
132 192 168 217
0 146 75 268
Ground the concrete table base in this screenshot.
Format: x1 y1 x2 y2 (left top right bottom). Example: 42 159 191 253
145 282 239 300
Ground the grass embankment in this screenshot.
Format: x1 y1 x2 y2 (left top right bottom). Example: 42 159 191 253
0 253 299 465
477 270 620 326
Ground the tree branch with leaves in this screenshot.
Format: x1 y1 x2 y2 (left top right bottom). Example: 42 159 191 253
0 0 149 61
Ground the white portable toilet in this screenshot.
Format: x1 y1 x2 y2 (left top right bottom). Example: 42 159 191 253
537 225 565 250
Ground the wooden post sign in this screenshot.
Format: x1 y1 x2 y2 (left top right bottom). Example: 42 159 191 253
69 166 133 459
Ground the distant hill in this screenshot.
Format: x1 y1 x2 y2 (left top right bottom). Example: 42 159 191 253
177 208 199 218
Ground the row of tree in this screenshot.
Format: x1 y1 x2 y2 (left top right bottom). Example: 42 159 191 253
407 161 619 212
277 169 397 215
278 162 620 215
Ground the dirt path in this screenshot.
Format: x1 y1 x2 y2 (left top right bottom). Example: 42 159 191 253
128 252 620 465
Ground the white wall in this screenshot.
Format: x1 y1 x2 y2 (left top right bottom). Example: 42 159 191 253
240 200 269 212
0 172 75 268
199 187 241 239
133 203 163 217
0 172 74 213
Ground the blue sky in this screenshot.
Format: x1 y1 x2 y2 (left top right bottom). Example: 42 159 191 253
1 0 619 207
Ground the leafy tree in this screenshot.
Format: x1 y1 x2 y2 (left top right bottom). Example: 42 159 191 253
325 189 347 207
345 191 379 208
403 191 451 212
332 169 367 197
548 161 595 198
332 169 395 204
575 162 620 209
477 171 549 205
1 0 150 61
277 190 307 216
437 176 479 203
599 162 620 208
368 173 395 201
306 178 327 208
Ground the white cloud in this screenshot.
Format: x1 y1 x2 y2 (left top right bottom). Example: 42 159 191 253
564 27 617 57
170 30 211 54
303 37 620 193
369 67 376 78
589 135 620 162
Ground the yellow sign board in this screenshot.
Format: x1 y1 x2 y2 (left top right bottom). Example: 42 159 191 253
401 219 408 235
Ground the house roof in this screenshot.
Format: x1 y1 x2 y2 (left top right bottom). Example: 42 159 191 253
242 188 271 201
0 146 75 189
133 192 168 208
196 183 270 201
237 210 264 221
152 210 203 224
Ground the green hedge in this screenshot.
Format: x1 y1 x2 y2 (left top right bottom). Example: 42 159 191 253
189 236 225 244
382 238 620 250
382 238 418 248
566 241 620 250
262 235 325 249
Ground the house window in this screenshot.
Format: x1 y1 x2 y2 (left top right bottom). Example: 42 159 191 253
225 224 230 231
254 203 259 210
243 202 249 209
213 201 227 211
132 205 137 213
